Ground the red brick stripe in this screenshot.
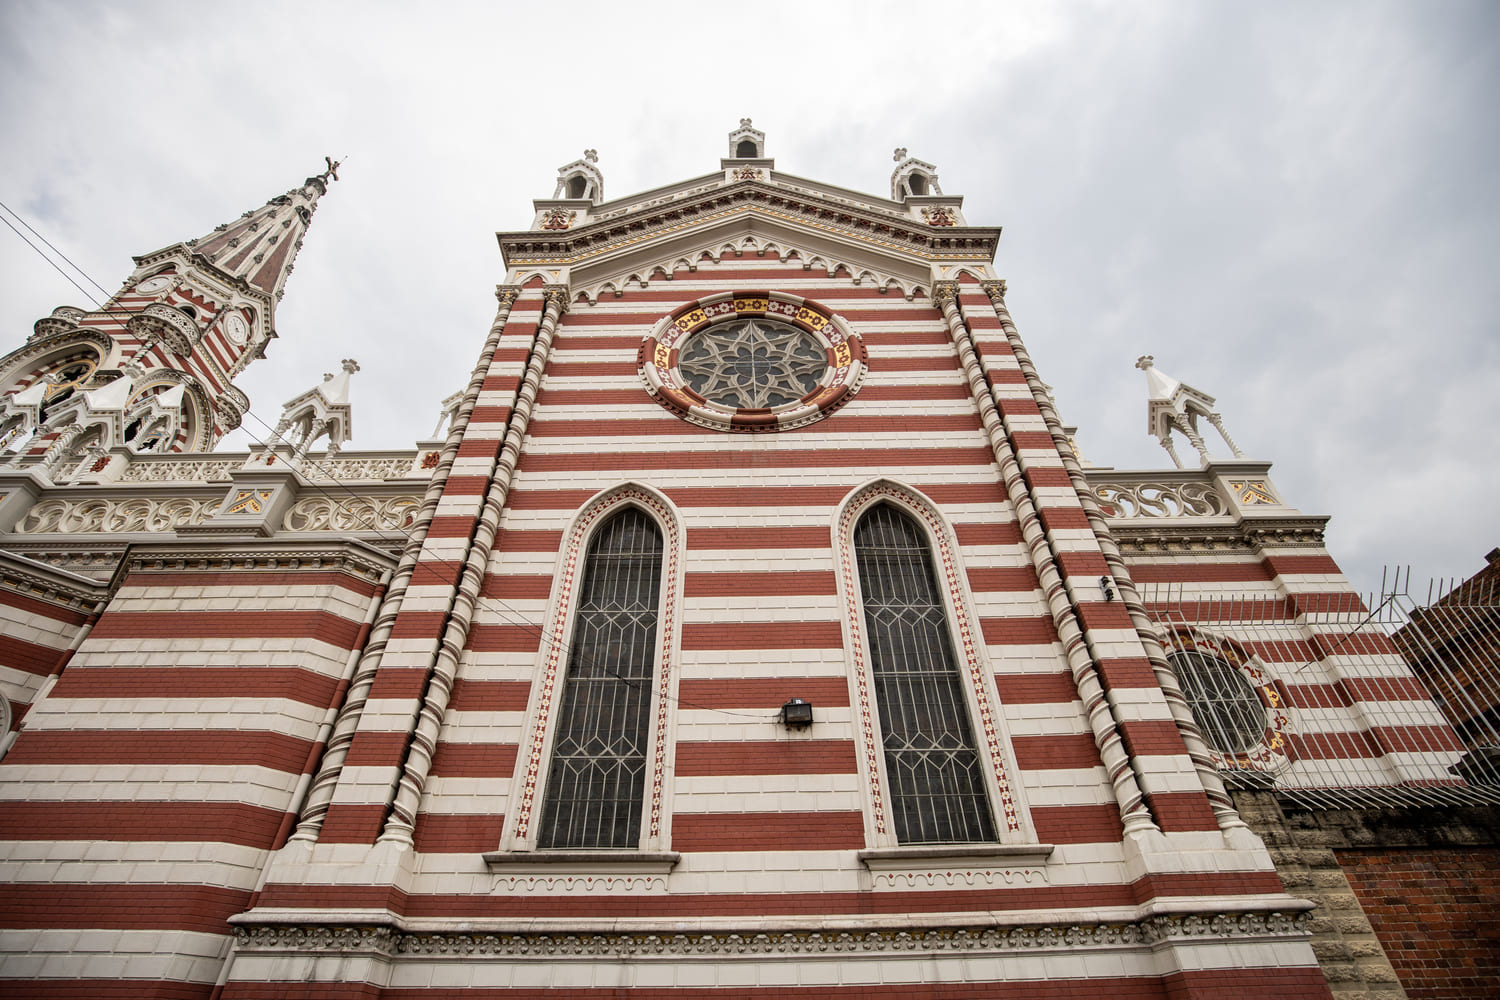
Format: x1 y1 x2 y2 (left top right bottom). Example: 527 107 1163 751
0 634 64 676
122 569 380 597
0 883 252 933
994 672 1079 704
684 571 836 597
3 730 316 772
465 624 544 652
493 528 565 551
344 731 412 767
672 811 864 851
47 666 342 706
966 566 1039 592
480 574 554 599
449 679 532 711
88 611 363 648
428 743 517 777
979 617 1059 645
678 677 851 709
412 812 505 854
0 588 91 625
681 622 842 650
1011 734 1102 770
687 526 830 549
0 801 285 848
1146 790 1221 833
675 739 857 776
1264 553 1343 576
1126 562 1274 584
517 446 995 473
1030 803 1125 844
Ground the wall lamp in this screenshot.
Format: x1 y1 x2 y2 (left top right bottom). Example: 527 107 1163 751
1100 575 1115 602
780 698 814 728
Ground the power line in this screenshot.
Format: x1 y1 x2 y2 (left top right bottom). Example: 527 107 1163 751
0 212 108 311
0 199 114 300
0 201 774 723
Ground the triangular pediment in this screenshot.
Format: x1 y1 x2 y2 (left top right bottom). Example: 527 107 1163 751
501 183 998 305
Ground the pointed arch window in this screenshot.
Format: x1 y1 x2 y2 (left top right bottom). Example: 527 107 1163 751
854 503 995 844
536 507 664 849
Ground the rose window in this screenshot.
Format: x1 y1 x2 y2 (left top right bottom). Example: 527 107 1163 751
639 292 867 432
1169 649 1269 754
677 319 827 409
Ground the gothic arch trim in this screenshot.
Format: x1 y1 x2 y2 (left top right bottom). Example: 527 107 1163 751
832 478 1035 846
0 333 114 398
502 482 685 853
127 370 213 453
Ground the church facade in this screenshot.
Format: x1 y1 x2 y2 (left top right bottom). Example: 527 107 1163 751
0 124 1494 999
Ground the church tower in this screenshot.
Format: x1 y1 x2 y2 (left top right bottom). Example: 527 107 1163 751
0 161 338 474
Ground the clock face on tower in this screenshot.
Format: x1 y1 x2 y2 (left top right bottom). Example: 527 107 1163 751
135 275 173 294
224 313 249 346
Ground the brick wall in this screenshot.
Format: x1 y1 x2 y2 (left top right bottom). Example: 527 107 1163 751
1337 846 1500 1000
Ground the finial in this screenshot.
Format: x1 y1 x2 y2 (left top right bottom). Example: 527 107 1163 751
1135 355 1154 371
583 149 598 163
319 156 342 183
893 147 908 162
341 358 360 374
740 117 753 128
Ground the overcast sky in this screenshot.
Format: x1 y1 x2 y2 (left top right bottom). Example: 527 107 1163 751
1 0 1495 600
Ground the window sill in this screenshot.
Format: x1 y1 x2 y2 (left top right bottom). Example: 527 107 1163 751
482 850 680 875
858 843 1055 871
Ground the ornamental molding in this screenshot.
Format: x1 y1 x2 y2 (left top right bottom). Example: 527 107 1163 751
121 459 242 483
115 452 423 484
120 542 395 580
491 875 667 894
872 867 1047 889
0 556 108 610
573 230 930 305
1090 480 1230 518
230 909 1310 959
501 184 998 270
282 494 421 532
0 329 115 391
16 495 222 534
1110 518 1330 552
126 302 202 356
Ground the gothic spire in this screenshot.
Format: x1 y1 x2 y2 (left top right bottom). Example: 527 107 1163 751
175 158 340 303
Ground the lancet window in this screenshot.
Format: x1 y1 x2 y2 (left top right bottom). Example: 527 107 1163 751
854 502 996 844
535 506 665 849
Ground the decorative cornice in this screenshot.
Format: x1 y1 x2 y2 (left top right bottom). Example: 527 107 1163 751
231 909 1310 959
0 552 108 610
500 185 999 268
1110 517 1330 552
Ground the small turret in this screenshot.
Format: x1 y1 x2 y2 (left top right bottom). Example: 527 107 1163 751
262 358 360 469
1136 355 1245 468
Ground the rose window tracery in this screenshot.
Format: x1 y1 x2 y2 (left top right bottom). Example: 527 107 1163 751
677 319 827 410
638 292 867 432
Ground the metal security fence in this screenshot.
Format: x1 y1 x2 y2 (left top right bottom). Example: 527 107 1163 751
1142 569 1500 810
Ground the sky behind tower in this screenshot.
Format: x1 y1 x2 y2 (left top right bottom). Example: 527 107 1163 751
0 0 1496 600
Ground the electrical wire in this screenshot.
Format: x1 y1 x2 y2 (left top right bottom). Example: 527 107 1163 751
0 199 114 300
0 203 779 722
